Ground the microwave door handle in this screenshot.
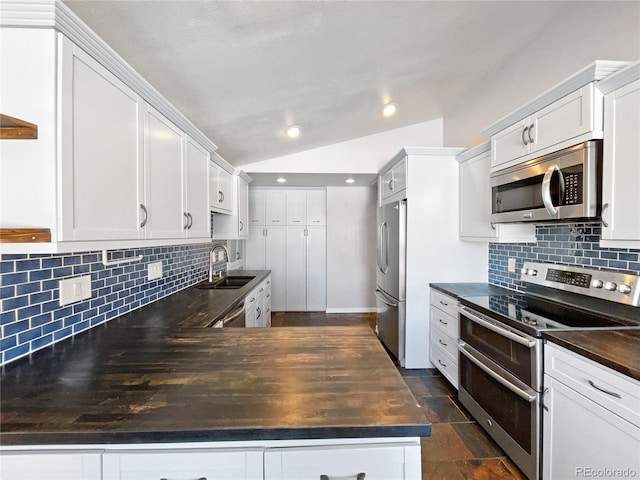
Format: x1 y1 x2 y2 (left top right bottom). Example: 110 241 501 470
541 164 565 217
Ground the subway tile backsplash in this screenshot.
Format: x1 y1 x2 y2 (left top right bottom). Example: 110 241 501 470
489 222 640 291
0 243 215 365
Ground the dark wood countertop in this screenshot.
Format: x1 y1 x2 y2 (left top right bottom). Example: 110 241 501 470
429 282 515 299
1 317 429 445
543 329 640 381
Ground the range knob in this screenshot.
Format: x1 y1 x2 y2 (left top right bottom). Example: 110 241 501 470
527 269 538 276
604 281 618 291
618 284 632 295
591 279 604 289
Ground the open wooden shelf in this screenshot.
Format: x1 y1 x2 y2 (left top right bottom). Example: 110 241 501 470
0 228 51 243
0 114 38 139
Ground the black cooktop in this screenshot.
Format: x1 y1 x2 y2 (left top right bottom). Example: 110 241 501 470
458 286 640 337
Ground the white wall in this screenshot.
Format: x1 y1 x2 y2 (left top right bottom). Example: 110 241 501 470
326 186 377 312
444 1 640 147
240 118 443 173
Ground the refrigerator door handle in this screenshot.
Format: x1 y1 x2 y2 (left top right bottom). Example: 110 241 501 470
376 223 384 273
375 288 398 307
381 222 389 274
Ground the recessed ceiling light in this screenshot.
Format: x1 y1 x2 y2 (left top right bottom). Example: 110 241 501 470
276 177 287 183
285 125 301 138
345 178 356 184
382 103 397 117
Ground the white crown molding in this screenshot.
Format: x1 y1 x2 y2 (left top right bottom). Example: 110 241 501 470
455 140 490 163
597 61 640 95
482 60 631 137
1 0 218 153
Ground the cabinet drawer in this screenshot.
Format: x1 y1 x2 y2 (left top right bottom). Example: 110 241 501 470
544 343 640 427
264 442 420 480
102 448 263 480
430 290 458 318
430 305 458 338
0 451 102 480
430 342 458 389
430 322 458 360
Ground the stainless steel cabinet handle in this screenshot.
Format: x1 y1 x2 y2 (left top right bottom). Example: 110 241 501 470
457 305 536 347
542 164 565 217
320 474 365 480
601 203 609 228
183 212 190 230
140 204 148 228
218 190 224 203
388 178 394 191
439 300 449 307
527 123 535 143
459 342 537 402
438 359 447 367
187 213 193 229
588 380 622 398
439 318 448 326
239 221 244 231
522 126 529 146
439 339 448 347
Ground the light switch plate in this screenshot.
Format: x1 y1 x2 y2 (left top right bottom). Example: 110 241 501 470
148 261 163 280
59 275 92 306
508 258 517 273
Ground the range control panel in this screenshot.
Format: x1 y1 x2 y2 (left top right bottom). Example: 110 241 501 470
521 262 640 307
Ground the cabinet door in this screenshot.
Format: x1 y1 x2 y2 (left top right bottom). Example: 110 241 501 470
102 449 263 480
245 290 259 328
286 190 307 226
265 191 286 225
144 106 184 239
210 161 221 209
184 139 210 238
0 451 102 480
217 169 233 213
264 277 272 326
491 118 530 169
601 79 640 245
285 226 307 311
248 190 265 226
542 375 640 480
391 159 407 195
306 226 326 311
59 39 143 241
265 227 286 312
380 168 395 201
459 151 497 239
533 85 597 155
306 190 326 226
245 226 265 270
238 178 249 238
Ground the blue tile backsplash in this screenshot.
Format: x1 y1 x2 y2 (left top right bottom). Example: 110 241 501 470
489 222 640 291
0 243 217 365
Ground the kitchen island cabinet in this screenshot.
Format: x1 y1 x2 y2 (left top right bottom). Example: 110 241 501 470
0 320 428 479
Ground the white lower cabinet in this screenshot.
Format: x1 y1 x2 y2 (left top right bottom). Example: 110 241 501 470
543 343 640 479
245 275 272 328
264 442 421 480
428 289 459 389
102 448 264 480
0 451 102 480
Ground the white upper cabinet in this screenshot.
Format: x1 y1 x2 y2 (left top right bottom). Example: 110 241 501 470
457 143 536 243
379 158 407 205
210 154 233 214
599 63 640 248
248 190 266 226
143 105 185 239
184 138 211 238
213 173 251 240
286 189 326 226
265 191 286 225
484 61 630 173
58 37 143 242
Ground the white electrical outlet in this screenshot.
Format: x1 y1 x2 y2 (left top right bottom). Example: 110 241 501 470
148 261 163 280
508 258 517 273
59 275 92 306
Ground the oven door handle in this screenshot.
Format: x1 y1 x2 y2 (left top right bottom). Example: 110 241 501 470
459 342 537 403
222 301 245 326
457 305 536 348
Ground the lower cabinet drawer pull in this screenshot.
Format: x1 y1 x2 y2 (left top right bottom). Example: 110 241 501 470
320 474 366 480
160 477 206 480
439 300 449 307
588 380 622 398
438 359 447 367
439 339 447 347
439 319 448 325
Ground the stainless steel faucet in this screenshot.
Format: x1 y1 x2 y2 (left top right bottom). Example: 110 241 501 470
209 243 230 283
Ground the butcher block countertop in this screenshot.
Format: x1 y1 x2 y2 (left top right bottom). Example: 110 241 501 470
0 321 429 446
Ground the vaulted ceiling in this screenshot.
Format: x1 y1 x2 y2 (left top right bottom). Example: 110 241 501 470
63 1 582 167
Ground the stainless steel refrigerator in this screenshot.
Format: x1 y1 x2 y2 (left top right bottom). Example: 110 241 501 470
375 199 407 363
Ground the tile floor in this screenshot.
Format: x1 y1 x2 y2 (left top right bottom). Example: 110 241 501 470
271 311 527 480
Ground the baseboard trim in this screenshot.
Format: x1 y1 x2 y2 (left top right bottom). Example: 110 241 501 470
325 307 377 314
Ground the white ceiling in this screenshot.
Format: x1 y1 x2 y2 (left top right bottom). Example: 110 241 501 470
62 0 576 168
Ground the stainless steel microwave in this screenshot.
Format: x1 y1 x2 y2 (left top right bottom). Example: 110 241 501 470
490 141 602 223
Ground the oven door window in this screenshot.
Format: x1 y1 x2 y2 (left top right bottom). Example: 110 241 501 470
460 314 533 385
460 353 534 453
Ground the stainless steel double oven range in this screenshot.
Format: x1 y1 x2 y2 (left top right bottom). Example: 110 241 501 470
456 262 640 480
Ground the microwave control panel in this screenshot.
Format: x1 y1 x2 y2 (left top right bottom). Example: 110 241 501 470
562 172 582 205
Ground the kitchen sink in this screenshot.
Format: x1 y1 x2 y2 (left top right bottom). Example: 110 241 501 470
195 276 255 290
